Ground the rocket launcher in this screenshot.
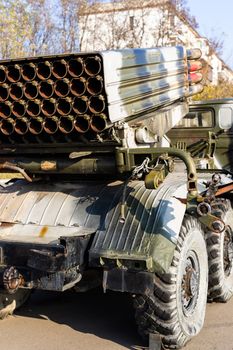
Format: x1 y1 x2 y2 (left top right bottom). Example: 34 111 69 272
0 46 203 150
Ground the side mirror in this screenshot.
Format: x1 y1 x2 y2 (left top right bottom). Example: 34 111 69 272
219 107 233 130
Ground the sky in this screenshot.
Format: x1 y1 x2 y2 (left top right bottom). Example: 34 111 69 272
186 0 233 69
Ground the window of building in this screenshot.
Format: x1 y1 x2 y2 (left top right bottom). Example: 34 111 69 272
129 16 134 31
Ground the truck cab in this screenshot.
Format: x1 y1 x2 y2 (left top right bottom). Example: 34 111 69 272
167 98 233 171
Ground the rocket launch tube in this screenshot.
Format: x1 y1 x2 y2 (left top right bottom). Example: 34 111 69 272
24 81 39 100
27 99 41 117
52 59 68 79
9 83 24 101
36 61 52 80
84 56 101 76
86 76 103 95
44 116 59 134
89 95 105 114
14 117 29 135
57 97 72 116
12 100 27 118
90 114 107 133
6 64 21 83
0 65 6 83
74 114 90 133
0 118 15 135
22 63 37 81
39 80 54 99
73 96 88 114
59 115 74 134
0 83 9 102
29 117 44 135
54 78 70 97
0 101 12 118
41 98 57 117
68 58 84 77
70 77 86 97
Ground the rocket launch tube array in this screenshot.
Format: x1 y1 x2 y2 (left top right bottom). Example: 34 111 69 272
0 47 203 143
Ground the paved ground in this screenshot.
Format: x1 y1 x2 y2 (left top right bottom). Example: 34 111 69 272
0 289 233 350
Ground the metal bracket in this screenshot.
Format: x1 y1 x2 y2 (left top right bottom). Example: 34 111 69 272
198 212 225 233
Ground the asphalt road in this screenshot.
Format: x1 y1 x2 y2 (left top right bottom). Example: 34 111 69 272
0 289 233 350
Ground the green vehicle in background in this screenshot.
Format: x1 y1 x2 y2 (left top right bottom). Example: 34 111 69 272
167 98 233 171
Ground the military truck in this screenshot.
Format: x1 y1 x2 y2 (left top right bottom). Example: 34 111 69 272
168 98 233 171
0 47 233 349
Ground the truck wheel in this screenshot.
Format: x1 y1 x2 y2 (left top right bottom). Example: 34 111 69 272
133 216 208 349
206 199 233 302
0 289 31 319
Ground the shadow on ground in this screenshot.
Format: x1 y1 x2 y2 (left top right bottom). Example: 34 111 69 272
16 288 145 350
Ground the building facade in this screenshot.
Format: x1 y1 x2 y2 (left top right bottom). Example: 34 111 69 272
78 0 233 85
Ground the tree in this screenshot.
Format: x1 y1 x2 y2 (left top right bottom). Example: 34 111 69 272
193 78 233 101
26 0 57 56
0 0 30 58
57 0 81 53
171 0 198 29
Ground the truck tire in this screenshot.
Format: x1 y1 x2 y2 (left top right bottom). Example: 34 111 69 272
206 199 233 302
133 216 208 349
0 289 31 319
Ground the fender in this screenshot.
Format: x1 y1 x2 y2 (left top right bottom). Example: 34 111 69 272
89 174 187 274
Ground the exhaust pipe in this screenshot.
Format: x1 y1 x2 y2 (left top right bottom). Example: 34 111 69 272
24 81 39 100
188 72 203 84
9 83 24 100
88 95 105 114
6 64 21 83
12 100 27 118
52 59 67 79
86 75 103 95
84 56 101 76
0 101 12 118
39 79 54 99
57 97 72 116
73 96 88 114
44 116 59 134
70 77 86 97
59 115 74 134
29 117 44 135
14 117 29 135
74 114 90 133
187 48 202 60
54 78 70 97
0 65 6 83
41 98 57 117
36 61 52 80
90 114 107 133
22 62 36 81
68 57 84 77
0 118 15 135
0 83 9 102
188 60 202 72
27 99 41 117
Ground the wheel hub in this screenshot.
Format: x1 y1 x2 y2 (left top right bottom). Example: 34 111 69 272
224 226 233 276
181 255 199 315
3 267 22 294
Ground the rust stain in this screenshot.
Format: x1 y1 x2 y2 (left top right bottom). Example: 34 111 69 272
39 226 48 238
0 221 14 227
41 160 57 171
